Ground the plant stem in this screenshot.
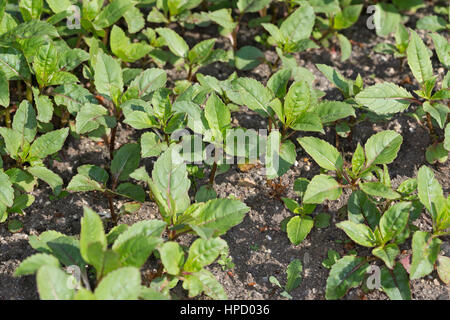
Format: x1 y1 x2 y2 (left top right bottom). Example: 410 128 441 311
426 113 437 142
26 85 33 102
209 162 217 185
4 107 11 128
103 27 110 46
107 193 118 225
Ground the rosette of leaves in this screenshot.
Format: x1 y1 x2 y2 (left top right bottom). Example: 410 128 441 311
356 29 449 164
14 206 236 300
0 19 86 123
44 0 145 42
77 50 167 152
280 178 317 245
327 201 415 300
207 0 272 50
262 3 317 61
172 90 260 187
373 23 409 58
327 165 449 299
298 130 412 205
155 27 227 81
416 4 449 33
0 101 69 223
130 145 249 241
301 0 363 62
146 0 205 26
67 143 143 223
409 166 449 284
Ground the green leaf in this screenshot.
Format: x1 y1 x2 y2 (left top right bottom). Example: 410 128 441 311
113 235 160 268
33 42 59 88
14 253 60 276
285 259 303 292
230 77 273 117
409 231 442 280
93 52 123 104
151 145 190 216
373 244 400 269
417 15 447 32
298 137 343 171
34 91 54 123
53 84 98 114
355 83 412 114
116 183 145 202
188 39 216 66
80 207 107 264
183 269 227 300
322 249 340 269
19 0 43 21
27 166 63 192
325 255 369 300
0 47 31 81
45 0 71 13
111 143 141 181
189 198 249 237
159 242 185 276
13 100 37 144
360 182 400 200
315 213 331 228
336 220 377 247
407 29 433 84
123 5 145 34
347 190 380 230
426 144 447 168
235 45 264 71
364 130 403 166
303 175 342 204
0 70 9 107
29 128 69 159
379 202 411 242
94 267 141 300
129 69 167 99
75 103 110 134
374 3 400 36
437 256 450 285
316 64 353 98
423 102 448 130
287 215 314 245
267 69 291 99
67 174 104 192
380 263 411 300
333 4 362 30
77 165 109 185
316 101 355 123
204 93 230 142
110 25 151 63
141 132 164 158
280 4 315 43
237 0 271 13
430 33 450 69
94 0 134 28
184 238 227 272
417 165 444 222
0 170 14 207
337 34 351 62
112 220 166 251
156 27 189 58
265 131 296 179
36 265 74 300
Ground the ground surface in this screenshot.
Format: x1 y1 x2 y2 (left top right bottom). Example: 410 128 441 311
0 4 449 300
